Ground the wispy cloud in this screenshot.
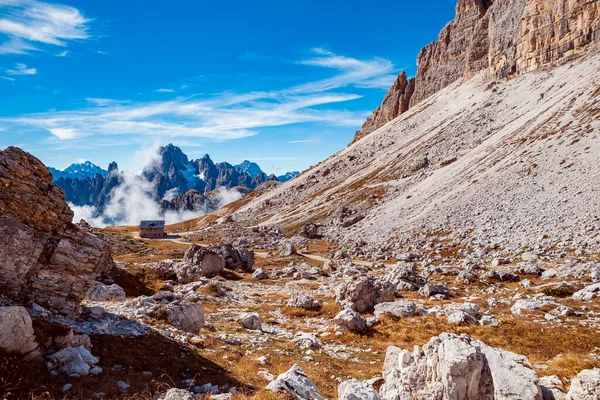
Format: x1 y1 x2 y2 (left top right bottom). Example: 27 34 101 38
6 62 36 75
1 75 15 81
56 50 68 57
288 137 321 144
0 0 91 55
2 49 395 145
156 88 175 93
295 48 396 92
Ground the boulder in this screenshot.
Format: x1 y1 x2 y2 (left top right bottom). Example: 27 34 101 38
478 341 542 399
336 277 396 314
419 283 451 298
0 306 38 355
292 332 321 350
447 311 478 325
212 244 254 272
333 309 368 333
373 300 417 319
338 379 381 400
266 364 324 400
287 294 321 310
383 264 426 291
48 345 99 376
240 313 262 330
565 368 600 400
279 241 297 257
0 147 114 315
165 302 204 333
86 282 126 301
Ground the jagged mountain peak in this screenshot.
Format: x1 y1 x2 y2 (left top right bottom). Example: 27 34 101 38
235 160 264 177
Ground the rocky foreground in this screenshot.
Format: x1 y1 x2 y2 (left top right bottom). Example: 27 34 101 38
1 146 600 399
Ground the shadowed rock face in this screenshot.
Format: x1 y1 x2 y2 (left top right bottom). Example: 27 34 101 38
0 146 114 315
353 0 600 142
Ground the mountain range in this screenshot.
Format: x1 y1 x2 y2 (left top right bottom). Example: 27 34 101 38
48 161 108 181
52 144 300 216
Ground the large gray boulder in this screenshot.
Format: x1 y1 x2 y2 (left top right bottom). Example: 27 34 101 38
338 379 381 400
48 345 99 376
379 333 542 400
165 302 204 333
0 306 38 355
374 300 417 319
565 368 600 400
333 309 368 333
266 364 324 400
336 277 396 314
86 282 126 301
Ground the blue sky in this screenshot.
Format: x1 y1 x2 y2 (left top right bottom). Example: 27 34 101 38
0 0 456 174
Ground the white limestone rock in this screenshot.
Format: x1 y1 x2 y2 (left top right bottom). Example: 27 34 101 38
266 364 324 400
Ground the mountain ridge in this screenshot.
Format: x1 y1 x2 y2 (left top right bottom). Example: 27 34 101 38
353 0 600 142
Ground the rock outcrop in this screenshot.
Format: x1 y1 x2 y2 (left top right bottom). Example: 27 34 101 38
0 147 114 315
353 0 600 142
379 333 543 400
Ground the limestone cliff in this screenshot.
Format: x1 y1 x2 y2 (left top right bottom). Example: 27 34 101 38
353 0 600 142
0 147 114 315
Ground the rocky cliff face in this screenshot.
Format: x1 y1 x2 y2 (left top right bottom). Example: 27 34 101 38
353 0 600 142
0 147 114 315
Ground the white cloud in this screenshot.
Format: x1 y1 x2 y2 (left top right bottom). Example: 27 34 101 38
295 48 396 92
56 50 68 57
2 49 396 143
6 62 36 75
156 88 175 93
1 75 15 81
0 0 91 55
288 137 321 144
48 127 80 139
